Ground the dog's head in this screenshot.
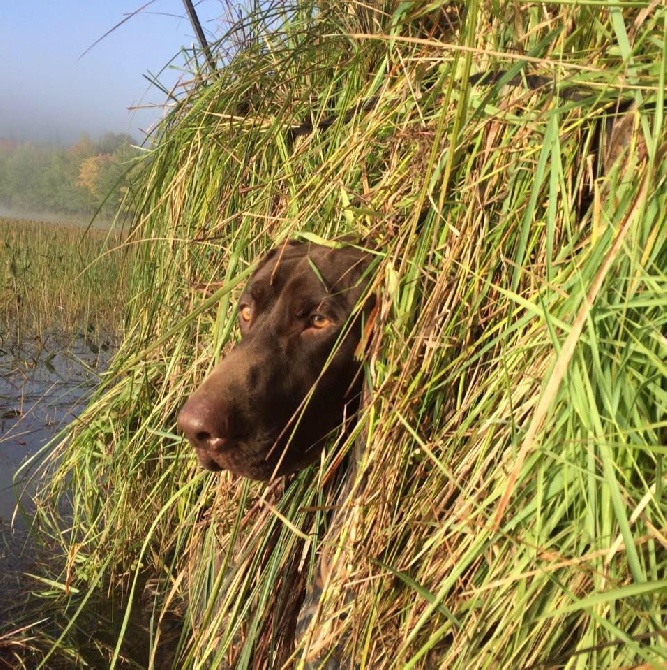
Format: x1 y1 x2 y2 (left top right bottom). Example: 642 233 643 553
177 241 374 480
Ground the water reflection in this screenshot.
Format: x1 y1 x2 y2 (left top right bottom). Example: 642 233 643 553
0 335 111 605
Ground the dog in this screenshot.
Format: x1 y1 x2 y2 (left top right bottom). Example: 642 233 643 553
177 241 374 480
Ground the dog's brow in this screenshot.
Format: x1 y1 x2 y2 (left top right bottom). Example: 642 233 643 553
249 282 268 302
307 257 330 291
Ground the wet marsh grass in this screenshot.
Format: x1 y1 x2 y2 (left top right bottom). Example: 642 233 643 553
4 0 666 668
0 217 129 343
0 216 130 668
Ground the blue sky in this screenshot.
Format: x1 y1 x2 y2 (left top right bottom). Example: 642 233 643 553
1 1 229 144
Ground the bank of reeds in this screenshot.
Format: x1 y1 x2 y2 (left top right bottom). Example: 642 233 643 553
0 217 129 344
8 0 666 668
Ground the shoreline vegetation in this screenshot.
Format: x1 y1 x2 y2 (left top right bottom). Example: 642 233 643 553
0 133 141 221
2 1 665 668
0 216 129 344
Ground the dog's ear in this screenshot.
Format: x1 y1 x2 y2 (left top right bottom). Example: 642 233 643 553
323 247 370 290
332 248 376 318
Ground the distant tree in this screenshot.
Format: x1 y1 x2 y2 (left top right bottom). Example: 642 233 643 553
45 149 95 214
0 132 140 218
68 133 96 161
77 147 138 214
97 132 135 155
5 144 48 211
0 140 18 206
77 154 112 198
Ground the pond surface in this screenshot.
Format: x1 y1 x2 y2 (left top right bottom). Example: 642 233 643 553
0 335 112 614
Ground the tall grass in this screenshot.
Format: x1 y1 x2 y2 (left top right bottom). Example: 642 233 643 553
0 217 129 342
7 0 665 668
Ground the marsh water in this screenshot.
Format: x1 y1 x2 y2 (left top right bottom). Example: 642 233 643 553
0 334 111 614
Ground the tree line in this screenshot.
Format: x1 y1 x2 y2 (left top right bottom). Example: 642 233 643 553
0 132 141 220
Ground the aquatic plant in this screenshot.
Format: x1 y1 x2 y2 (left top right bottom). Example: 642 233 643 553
0 217 129 343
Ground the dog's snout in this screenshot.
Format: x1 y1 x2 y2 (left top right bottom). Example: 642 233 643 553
177 396 229 451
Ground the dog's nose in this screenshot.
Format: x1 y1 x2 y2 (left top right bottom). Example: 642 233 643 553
177 397 229 451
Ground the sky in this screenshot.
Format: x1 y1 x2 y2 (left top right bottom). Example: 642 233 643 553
0 1 231 144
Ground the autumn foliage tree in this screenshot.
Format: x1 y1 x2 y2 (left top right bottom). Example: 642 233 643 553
0 132 141 219
78 154 115 199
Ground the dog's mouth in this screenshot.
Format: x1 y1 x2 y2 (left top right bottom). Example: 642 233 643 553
193 432 331 480
192 437 292 480
185 411 343 480
195 450 224 472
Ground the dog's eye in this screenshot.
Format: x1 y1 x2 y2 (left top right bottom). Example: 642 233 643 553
239 305 252 323
309 314 332 329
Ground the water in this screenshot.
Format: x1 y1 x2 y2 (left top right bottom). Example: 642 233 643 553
0 334 112 615
0 335 186 667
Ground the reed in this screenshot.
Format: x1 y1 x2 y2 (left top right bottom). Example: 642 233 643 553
0 217 129 343
6 1 665 668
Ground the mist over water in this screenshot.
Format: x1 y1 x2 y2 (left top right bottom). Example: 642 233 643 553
0 101 149 146
0 204 96 227
0 0 219 146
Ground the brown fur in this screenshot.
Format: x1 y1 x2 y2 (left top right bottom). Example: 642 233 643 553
177 241 374 480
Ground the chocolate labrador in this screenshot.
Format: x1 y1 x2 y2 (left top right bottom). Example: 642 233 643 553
177 241 374 480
